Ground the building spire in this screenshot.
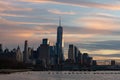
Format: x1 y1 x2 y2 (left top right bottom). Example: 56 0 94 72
59 16 61 26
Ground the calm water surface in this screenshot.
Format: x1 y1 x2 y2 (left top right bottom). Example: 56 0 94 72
0 71 120 80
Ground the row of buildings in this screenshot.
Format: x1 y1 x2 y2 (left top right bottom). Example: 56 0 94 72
0 40 96 70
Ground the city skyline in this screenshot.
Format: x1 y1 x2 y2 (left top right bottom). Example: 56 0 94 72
1 0 120 60
0 22 98 70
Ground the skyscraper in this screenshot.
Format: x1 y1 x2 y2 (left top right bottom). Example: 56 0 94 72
39 38 50 68
111 60 115 66
0 44 3 53
42 38 50 45
16 46 23 62
78 51 82 65
82 53 93 67
68 44 75 63
68 44 81 64
56 17 64 64
74 46 78 63
23 40 29 63
49 46 56 65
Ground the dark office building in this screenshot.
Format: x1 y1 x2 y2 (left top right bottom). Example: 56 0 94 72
78 51 82 65
88 57 93 66
68 44 82 64
43 38 50 45
68 44 75 63
74 46 79 63
39 38 50 68
111 60 116 66
0 44 3 53
23 40 29 63
92 60 97 66
15 46 23 62
82 53 93 67
28 47 32 57
82 53 89 66
49 46 56 65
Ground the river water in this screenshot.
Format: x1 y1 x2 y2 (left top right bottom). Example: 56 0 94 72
0 71 120 80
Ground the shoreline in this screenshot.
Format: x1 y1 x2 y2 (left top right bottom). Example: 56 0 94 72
0 69 31 74
1 69 120 74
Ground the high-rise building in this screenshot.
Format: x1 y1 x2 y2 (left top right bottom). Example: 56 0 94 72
92 60 97 66
68 44 75 63
88 57 93 66
39 38 50 68
28 47 33 60
49 46 56 65
23 40 29 63
74 46 79 63
82 53 89 66
68 44 82 64
111 60 115 66
43 38 50 45
78 51 82 65
56 17 64 64
16 46 23 62
82 53 93 67
0 44 3 53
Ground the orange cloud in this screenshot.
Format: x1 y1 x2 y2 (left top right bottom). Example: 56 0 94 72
85 50 120 61
0 1 32 12
93 56 120 60
0 17 55 26
76 13 120 31
63 34 95 42
16 33 34 37
48 9 76 15
0 13 29 17
92 50 120 55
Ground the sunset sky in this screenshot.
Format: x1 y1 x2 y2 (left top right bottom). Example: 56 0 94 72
1 0 120 60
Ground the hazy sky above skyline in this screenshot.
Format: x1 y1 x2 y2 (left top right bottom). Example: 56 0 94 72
1 0 120 60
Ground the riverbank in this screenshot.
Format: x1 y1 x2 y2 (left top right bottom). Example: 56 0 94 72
0 69 31 74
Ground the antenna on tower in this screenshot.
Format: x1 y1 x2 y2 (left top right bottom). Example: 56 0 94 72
59 16 61 26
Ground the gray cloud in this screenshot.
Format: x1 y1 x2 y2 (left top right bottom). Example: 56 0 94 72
20 0 120 10
74 40 120 51
1 16 120 36
33 25 120 36
91 53 120 58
